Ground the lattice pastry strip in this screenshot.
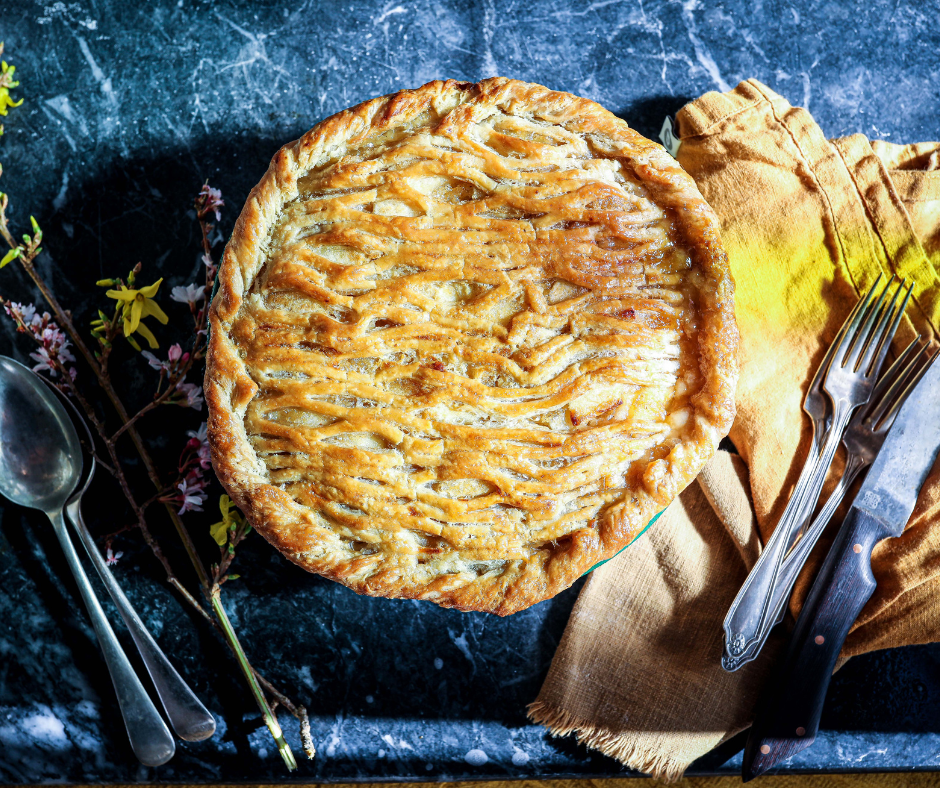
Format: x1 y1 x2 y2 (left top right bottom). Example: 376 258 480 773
206 78 737 614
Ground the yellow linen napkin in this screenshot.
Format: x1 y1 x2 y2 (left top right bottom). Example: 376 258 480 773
529 451 781 780
529 80 940 779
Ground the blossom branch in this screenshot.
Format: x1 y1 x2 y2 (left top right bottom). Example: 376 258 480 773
1 138 308 766
0 48 315 765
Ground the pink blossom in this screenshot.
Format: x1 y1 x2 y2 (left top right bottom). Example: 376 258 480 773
6 302 37 326
142 343 186 373
171 284 204 306
177 478 207 514
177 381 204 410
105 548 124 566
187 422 211 468
199 185 224 222
4 302 78 380
141 350 169 372
187 422 208 442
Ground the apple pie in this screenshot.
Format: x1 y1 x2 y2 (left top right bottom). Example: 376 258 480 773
205 77 738 615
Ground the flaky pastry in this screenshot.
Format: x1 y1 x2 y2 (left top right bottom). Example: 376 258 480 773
205 78 738 615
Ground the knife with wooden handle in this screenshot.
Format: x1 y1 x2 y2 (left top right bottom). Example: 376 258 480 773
743 349 940 781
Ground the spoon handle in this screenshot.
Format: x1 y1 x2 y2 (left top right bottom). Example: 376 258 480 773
47 508 176 767
67 500 216 742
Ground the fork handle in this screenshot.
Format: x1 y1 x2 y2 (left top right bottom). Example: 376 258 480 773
739 453 868 661
47 508 176 767
722 409 850 670
759 453 868 639
742 504 889 780
68 501 216 742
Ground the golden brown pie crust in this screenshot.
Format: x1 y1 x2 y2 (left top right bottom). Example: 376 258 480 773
205 77 738 615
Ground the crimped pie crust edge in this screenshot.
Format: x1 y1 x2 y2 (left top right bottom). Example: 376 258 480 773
205 77 738 615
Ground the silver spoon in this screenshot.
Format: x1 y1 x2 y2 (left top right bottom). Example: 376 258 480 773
40 375 216 742
0 356 175 766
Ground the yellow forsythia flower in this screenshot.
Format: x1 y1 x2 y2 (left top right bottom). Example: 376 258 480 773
105 278 169 349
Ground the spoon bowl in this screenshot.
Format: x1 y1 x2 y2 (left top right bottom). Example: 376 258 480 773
0 357 82 512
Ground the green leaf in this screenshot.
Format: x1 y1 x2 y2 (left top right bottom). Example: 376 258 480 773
0 247 18 268
226 574 241 581
29 216 40 235
209 519 228 546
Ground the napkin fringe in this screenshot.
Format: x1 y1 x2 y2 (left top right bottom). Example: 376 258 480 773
527 700 686 782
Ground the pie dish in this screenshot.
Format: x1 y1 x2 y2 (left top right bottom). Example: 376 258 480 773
205 77 738 615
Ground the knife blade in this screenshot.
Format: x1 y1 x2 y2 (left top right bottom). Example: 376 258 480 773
743 348 940 781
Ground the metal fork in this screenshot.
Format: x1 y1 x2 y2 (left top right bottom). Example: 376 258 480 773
746 336 934 659
748 280 874 629
722 276 890 669
763 281 868 567
722 276 911 671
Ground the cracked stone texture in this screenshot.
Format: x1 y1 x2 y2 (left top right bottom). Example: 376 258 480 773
1 0 939 782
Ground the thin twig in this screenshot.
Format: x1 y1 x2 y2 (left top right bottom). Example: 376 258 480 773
1 178 309 768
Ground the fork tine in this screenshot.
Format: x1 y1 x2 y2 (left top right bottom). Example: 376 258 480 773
867 339 929 427
849 276 902 374
864 334 923 417
877 347 940 430
845 274 894 370
862 279 914 378
835 273 885 368
811 283 873 389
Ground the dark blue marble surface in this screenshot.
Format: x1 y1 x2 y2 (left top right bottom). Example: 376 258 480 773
1 0 939 782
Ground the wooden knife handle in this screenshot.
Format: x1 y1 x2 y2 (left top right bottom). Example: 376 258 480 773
743 506 892 780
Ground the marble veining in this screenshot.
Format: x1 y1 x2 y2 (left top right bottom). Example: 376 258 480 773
0 0 939 782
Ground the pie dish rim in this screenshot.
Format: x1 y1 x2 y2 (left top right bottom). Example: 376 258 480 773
204 76 738 615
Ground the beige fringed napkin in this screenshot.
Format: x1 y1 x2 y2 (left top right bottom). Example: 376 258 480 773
529 79 940 780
